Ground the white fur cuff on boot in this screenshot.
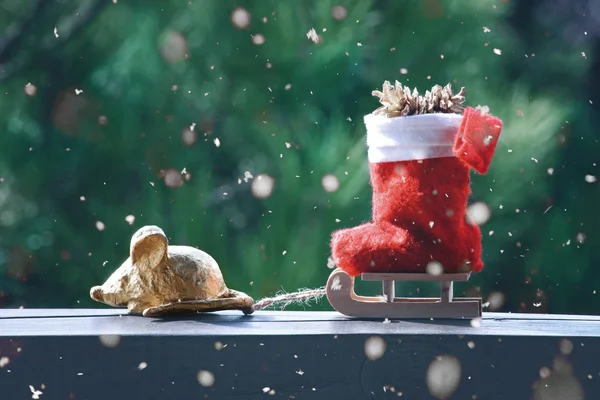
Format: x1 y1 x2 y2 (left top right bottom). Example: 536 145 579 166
364 113 463 163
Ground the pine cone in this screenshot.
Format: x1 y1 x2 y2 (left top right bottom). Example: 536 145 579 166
371 81 466 117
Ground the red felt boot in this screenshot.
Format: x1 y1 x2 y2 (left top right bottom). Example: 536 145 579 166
330 106 502 277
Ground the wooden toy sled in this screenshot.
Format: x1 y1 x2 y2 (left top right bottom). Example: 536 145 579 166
326 268 482 319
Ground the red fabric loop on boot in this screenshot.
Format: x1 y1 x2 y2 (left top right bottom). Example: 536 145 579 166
453 107 503 175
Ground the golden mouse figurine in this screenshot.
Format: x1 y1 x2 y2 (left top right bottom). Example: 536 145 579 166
90 225 254 317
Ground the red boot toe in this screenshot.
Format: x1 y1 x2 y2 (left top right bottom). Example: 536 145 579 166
331 221 422 276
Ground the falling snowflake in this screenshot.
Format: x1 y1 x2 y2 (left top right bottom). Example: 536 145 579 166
559 339 573 355
426 355 461 399
532 357 583 399
486 291 505 311
252 34 265 45
197 370 215 387
182 127 197 146
164 169 183 188
30 385 43 399
584 175 597 183
125 215 135 225
95 221 105 231
231 7 251 29
426 261 443 276
242 171 254 183
159 31 187 63
321 174 340 193
306 28 321 44
137 362 148 370
214 341 227 350
99 335 121 348
331 5 348 20
24 83 37 96
364 336 386 361
493 48 502 55
251 174 275 199
466 202 492 226
327 256 336 269
54 27 59 38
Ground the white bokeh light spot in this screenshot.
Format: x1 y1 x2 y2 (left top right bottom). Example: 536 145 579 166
231 7 251 29
321 174 340 193
252 34 265 45
426 355 462 399
164 169 183 188
331 5 348 20
364 336 386 361
426 261 444 276
197 370 215 387
466 202 491 226
159 31 187 63
251 174 275 199
24 83 37 96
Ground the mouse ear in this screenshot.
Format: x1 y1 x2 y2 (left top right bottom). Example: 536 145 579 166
130 225 168 268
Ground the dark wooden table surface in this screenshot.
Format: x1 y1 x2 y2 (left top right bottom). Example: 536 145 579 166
1 309 599 399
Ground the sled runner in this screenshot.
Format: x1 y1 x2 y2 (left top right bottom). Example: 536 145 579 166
326 268 482 319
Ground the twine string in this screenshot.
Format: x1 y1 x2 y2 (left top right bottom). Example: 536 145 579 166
251 287 327 312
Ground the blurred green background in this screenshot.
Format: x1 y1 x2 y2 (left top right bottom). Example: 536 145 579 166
0 0 598 315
